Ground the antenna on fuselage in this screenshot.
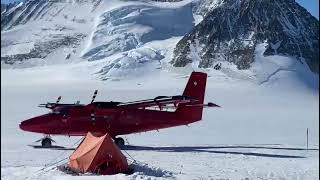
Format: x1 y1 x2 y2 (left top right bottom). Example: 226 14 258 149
91 90 98 103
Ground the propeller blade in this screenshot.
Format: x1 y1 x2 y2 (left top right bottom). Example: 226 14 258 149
91 90 98 103
56 96 62 104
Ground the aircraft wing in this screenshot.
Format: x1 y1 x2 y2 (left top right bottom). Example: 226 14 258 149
118 95 198 109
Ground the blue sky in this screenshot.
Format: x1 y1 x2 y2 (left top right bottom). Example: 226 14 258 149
296 0 319 19
1 0 319 19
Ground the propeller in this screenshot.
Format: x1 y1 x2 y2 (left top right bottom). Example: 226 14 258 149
39 96 62 108
91 90 98 103
56 96 62 104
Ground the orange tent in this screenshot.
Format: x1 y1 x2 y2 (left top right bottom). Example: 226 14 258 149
68 132 129 175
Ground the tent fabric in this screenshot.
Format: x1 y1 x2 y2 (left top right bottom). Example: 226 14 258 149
68 132 128 175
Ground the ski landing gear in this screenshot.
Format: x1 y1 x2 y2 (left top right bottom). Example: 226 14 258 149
36 135 55 148
41 137 52 147
114 137 125 147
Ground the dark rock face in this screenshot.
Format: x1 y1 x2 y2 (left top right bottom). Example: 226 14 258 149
1 0 52 30
172 0 319 73
1 34 86 64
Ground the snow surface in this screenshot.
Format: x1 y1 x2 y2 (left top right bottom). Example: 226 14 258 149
1 59 319 179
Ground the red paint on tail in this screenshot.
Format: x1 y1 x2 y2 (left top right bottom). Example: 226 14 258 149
176 71 207 123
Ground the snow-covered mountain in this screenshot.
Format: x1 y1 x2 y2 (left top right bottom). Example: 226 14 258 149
172 0 319 74
1 0 99 65
1 0 319 83
1 0 197 78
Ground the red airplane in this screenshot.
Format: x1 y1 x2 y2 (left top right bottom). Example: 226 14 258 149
19 72 220 147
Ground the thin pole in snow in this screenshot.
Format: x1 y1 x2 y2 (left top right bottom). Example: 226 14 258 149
306 128 309 151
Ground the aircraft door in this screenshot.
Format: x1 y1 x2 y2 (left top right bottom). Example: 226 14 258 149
60 108 70 135
103 114 111 129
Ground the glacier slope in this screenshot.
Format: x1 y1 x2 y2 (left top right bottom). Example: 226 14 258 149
1 0 195 80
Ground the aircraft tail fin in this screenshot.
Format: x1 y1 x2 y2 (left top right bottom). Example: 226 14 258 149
183 71 207 104
176 71 207 123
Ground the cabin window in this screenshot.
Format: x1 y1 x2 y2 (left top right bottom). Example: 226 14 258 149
91 111 95 121
52 107 70 117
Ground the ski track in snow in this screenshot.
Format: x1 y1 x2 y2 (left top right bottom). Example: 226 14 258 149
259 68 296 85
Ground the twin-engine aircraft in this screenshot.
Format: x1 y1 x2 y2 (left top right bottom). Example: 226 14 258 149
19 72 220 147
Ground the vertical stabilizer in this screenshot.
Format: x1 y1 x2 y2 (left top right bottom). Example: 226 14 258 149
176 72 207 123
183 71 207 104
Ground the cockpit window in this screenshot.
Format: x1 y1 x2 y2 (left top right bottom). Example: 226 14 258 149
52 106 70 115
93 102 120 108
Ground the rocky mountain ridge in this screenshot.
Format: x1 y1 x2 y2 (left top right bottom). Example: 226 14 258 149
172 0 319 73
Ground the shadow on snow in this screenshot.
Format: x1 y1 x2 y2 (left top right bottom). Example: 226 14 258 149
122 145 317 159
32 144 319 159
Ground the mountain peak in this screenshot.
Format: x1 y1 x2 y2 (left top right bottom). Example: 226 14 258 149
172 0 319 73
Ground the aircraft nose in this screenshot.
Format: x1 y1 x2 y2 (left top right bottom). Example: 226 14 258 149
19 117 40 132
19 118 37 131
19 115 53 133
